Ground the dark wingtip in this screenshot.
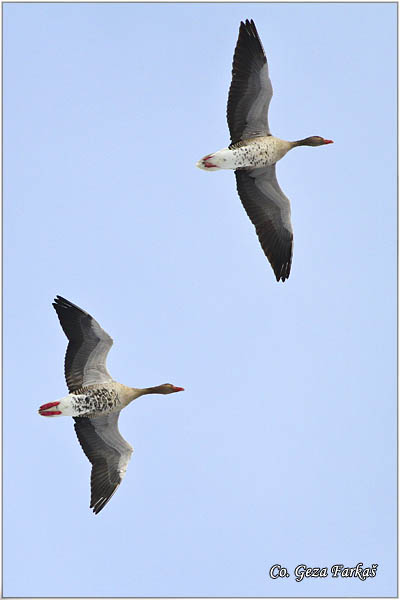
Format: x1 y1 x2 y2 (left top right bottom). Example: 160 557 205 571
241 19 258 35
273 260 292 283
53 295 70 308
275 273 288 283
53 295 87 314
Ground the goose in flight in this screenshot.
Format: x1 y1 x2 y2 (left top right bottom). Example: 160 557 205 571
38 296 184 514
196 19 333 282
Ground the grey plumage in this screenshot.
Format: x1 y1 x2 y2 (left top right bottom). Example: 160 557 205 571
235 166 293 282
227 19 273 143
53 296 132 514
74 412 133 515
53 295 113 393
198 20 332 281
228 20 293 281
42 299 183 514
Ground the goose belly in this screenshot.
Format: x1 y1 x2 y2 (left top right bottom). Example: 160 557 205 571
55 388 122 417
197 137 287 171
72 387 122 417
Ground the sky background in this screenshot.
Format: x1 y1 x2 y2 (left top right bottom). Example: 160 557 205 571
3 2 397 598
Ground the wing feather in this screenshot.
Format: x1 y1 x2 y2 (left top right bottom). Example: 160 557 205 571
53 296 113 392
74 412 133 514
227 19 273 144
235 166 293 281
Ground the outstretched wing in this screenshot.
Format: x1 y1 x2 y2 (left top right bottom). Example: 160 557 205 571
74 412 134 515
53 295 114 393
227 19 273 144
235 165 293 281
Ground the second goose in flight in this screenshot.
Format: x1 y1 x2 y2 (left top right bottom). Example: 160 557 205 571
39 296 184 514
197 19 333 282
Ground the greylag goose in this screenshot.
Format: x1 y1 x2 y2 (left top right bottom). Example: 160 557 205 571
196 19 333 282
39 296 184 514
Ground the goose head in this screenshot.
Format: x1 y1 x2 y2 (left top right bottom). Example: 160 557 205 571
295 136 334 147
151 383 185 394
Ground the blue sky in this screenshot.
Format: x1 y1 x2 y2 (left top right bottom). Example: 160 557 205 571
4 2 396 597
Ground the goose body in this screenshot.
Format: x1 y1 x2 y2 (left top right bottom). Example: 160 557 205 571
196 19 333 282
197 136 292 171
39 296 184 514
43 382 138 418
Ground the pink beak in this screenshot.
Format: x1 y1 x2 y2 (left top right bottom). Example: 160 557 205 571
172 386 185 392
324 139 334 144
